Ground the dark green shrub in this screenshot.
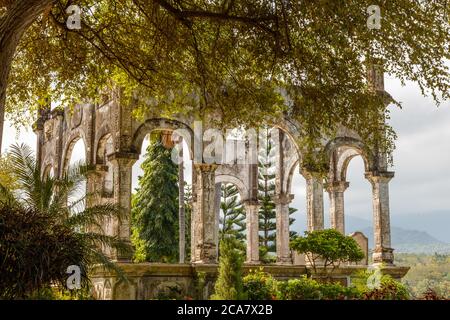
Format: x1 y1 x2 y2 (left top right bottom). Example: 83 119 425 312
277 275 359 300
352 269 409 300
0 205 88 299
243 268 278 300
319 283 360 300
0 144 130 299
277 276 322 300
361 276 409 300
28 287 94 300
211 238 245 300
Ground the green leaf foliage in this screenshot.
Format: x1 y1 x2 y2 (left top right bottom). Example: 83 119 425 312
242 268 278 300
352 269 410 300
290 229 365 273
4 1 450 166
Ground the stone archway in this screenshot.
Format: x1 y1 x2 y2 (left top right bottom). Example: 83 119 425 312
35 90 397 271
324 137 395 265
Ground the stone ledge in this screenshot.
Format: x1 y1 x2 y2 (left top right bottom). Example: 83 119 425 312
92 263 409 279
90 263 410 300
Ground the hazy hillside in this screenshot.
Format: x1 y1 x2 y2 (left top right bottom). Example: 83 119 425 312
345 215 450 254
390 211 450 243
291 212 450 253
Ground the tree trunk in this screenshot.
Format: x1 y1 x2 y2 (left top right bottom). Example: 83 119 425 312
178 141 185 263
0 0 56 154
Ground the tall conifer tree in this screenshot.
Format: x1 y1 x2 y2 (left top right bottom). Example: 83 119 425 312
131 133 179 263
258 129 277 260
258 128 297 262
219 183 246 243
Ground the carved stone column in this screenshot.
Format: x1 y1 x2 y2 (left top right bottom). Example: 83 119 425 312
85 165 110 255
365 171 395 265
214 182 222 259
243 200 260 264
34 118 45 169
109 152 138 262
305 173 324 231
191 164 218 264
326 181 349 234
86 165 108 207
272 193 294 264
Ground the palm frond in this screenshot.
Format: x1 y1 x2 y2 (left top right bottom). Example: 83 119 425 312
0 183 21 209
8 144 43 211
87 249 128 283
65 203 122 229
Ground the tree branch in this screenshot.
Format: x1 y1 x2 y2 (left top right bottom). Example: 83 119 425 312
150 0 277 34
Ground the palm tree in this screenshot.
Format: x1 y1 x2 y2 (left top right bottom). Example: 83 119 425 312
0 144 130 299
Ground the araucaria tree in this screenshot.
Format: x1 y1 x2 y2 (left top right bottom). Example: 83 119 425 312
131 134 179 263
183 184 193 261
219 183 246 243
258 155 277 258
258 129 297 261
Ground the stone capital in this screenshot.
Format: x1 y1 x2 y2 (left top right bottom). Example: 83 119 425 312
107 152 139 167
300 169 323 181
242 199 259 207
85 164 109 178
272 193 294 205
365 171 395 184
193 163 218 172
325 181 349 193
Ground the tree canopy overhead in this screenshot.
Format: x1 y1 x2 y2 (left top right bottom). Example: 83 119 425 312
1 0 449 157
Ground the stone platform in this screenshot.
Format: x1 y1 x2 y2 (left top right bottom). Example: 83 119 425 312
91 263 410 300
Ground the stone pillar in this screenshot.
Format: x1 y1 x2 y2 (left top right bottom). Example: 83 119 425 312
326 181 349 234
305 173 324 231
191 164 218 264
190 163 198 261
34 119 44 169
86 165 108 207
85 165 111 255
243 200 260 264
365 171 395 265
214 182 222 259
34 101 50 169
272 193 294 264
178 138 186 264
109 152 138 262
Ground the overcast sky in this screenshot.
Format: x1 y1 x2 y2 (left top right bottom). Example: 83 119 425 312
3 78 450 231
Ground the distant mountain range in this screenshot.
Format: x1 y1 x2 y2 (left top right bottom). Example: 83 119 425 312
390 211 450 243
292 211 450 254
345 214 450 254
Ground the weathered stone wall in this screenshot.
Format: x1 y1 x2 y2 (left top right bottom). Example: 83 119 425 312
90 263 410 300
